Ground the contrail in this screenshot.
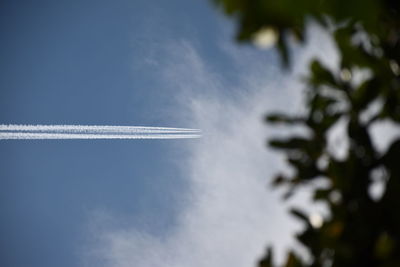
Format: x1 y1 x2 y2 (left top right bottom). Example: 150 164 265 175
0 124 201 140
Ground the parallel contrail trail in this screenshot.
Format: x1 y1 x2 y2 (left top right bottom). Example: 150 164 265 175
0 124 201 140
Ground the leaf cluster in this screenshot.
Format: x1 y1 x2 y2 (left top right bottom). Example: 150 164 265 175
213 0 400 266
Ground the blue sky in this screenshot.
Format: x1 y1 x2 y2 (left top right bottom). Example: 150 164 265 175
0 1 343 267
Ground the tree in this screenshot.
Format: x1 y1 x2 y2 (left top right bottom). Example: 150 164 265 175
213 0 400 266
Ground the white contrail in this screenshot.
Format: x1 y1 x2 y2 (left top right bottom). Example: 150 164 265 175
0 124 201 140
0 133 202 140
0 124 200 133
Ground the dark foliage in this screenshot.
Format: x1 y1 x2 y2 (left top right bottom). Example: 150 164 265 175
213 0 400 266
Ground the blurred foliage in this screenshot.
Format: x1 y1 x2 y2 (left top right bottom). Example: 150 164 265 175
214 0 400 266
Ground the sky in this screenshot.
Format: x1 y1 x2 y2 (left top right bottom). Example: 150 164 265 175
0 1 352 267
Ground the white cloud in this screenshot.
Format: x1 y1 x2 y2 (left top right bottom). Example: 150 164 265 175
369 119 400 154
83 24 340 267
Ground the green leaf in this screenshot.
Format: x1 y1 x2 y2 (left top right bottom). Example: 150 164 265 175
269 137 311 150
290 208 309 223
309 60 337 87
314 188 331 201
284 251 304 267
258 247 274 267
266 113 304 124
352 77 381 112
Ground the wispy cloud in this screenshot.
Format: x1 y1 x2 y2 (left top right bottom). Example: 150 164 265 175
84 24 339 267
